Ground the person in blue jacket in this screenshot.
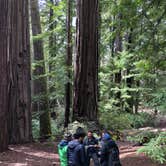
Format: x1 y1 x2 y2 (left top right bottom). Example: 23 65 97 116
67 127 87 166
100 133 121 166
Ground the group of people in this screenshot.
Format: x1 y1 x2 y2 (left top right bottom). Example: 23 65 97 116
58 127 121 166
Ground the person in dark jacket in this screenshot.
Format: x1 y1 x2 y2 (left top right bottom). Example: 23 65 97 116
84 131 100 166
67 127 87 166
100 133 121 166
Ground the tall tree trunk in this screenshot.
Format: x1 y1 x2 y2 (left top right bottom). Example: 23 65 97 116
0 0 10 151
48 0 58 109
49 0 56 72
114 34 122 107
113 13 122 110
30 0 51 139
126 29 134 113
8 0 32 144
64 0 72 127
73 0 99 121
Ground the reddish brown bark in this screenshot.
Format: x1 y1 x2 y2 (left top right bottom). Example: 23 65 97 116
73 0 99 121
8 0 32 144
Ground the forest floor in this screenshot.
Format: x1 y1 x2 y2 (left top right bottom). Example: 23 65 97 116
0 140 165 166
0 115 165 166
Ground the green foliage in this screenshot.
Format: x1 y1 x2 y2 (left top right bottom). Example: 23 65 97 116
127 112 155 128
99 0 166 115
137 132 166 164
99 110 155 131
99 111 132 131
32 107 64 140
127 131 156 144
32 119 40 140
145 88 166 114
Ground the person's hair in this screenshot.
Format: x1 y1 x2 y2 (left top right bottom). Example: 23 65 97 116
88 130 93 133
74 127 86 139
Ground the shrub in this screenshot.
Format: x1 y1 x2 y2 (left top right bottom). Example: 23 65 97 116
128 112 155 128
99 111 132 131
32 119 40 140
137 132 166 164
127 131 157 144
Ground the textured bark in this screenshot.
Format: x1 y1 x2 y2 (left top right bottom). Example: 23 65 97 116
30 0 51 139
48 0 58 109
73 0 99 121
0 0 10 152
64 0 72 127
8 0 32 144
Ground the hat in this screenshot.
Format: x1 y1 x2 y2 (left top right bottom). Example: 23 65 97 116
102 133 111 141
64 133 72 139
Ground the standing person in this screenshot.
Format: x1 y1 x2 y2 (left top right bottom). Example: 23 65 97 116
67 127 87 166
100 133 121 166
84 131 100 166
58 133 72 166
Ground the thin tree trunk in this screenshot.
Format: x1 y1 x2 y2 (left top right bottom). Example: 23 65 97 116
30 0 51 139
64 0 72 127
113 13 122 110
114 34 122 105
48 0 58 109
73 0 99 121
49 0 56 73
126 29 134 113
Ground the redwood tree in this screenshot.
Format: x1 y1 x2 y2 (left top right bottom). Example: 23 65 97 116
73 0 99 121
8 0 32 144
30 0 51 139
64 0 72 127
0 0 10 152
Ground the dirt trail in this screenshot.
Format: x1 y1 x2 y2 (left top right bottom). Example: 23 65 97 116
0 141 165 166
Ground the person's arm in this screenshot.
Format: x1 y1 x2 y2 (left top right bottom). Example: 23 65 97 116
83 137 87 146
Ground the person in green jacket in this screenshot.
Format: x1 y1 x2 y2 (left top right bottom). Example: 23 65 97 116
58 133 72 166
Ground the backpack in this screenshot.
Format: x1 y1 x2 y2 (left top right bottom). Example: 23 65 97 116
58 144 68 166
108 147 121 166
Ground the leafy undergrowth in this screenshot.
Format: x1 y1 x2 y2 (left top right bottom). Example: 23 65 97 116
137 132 166 164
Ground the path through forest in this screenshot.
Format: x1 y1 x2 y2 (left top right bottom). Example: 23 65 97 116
0 141 164 166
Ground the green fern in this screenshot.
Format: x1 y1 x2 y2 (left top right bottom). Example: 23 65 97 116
137 132 166 164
